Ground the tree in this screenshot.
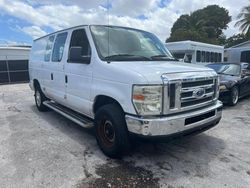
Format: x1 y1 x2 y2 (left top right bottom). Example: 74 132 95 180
224 33 250 48
167 5 231 44
235 2 250 34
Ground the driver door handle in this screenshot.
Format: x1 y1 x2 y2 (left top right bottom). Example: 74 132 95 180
65 75 68 83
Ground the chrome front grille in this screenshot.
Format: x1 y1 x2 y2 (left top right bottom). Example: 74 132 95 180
162 72 218 114
181 79 215 108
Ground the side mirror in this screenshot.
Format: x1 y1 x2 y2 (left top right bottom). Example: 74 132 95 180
68 47 91 64
242 69 250 78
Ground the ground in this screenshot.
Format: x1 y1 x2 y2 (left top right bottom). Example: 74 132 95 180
0 84 250 188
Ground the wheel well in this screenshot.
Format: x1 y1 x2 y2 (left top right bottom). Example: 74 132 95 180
93 95 123 114
33 79 40 89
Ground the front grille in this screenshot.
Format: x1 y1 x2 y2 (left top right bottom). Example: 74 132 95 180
163 73 217 114
181 96 213 107
182 79 213 88
180 79 215 109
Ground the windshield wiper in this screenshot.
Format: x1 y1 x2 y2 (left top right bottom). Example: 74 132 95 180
150 55 177 61
217 72 236 76
104 54 151 61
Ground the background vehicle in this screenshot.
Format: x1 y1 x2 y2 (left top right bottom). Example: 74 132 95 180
224 47 250 66
29 25 222 158
206 63 250 105
165 40 224 64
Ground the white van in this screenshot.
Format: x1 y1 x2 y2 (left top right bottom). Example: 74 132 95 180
29 25 223 158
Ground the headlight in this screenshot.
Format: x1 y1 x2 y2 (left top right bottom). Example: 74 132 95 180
132 85 163 115
219 85 227 91
215 76 220 99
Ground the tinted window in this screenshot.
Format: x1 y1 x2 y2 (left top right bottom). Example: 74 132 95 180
52 32 67 62
218 53 222 62
196 51 201 62
215 53 218 62
241 51 250 63
69 29 91 58
44 35 55 62
206 52 210 62
201 51 205 62
211 52 214 62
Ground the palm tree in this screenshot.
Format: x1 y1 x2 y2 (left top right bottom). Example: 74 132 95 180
235 3 250 34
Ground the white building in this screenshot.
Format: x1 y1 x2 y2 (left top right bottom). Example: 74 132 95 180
224 40 250 64
0 46 31 84
166 40 224 64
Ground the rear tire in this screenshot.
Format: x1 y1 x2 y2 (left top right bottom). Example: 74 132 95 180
228 86 239 106
94 104 130 158
34 86 49 112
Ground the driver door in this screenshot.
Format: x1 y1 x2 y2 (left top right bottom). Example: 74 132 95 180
64 28 92 117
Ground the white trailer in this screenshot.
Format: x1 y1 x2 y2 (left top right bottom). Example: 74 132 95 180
166 40 224 64
224 47 250 64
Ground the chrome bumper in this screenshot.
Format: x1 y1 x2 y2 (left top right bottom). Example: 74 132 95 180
125 101 223 136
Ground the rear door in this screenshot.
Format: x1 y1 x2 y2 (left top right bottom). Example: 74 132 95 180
64 28 92 116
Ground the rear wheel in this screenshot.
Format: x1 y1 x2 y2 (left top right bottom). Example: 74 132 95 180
35 85 49 111
228 86 239 106
94 104 130 158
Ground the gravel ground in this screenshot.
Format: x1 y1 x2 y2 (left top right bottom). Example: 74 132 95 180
0 84 250 188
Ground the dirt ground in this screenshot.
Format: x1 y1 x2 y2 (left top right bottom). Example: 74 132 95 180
0 84 250 188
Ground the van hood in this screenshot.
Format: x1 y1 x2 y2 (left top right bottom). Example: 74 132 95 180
111 61 214 83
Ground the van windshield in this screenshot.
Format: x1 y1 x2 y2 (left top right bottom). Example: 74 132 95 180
90 25 174 62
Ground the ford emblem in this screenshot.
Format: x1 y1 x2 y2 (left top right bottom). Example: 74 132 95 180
193 88 205 98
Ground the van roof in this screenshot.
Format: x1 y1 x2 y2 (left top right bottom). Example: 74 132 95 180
166 40 224 49
34 25 149 42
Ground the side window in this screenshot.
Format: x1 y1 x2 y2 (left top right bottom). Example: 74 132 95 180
68 29 91 63
44 35 55 62
215 53 218 62
201 51 205 62
206 52 210 62
211 52 214 62
196 51 201 62
52 32 68 62
218 53 222 62
241 51 250 63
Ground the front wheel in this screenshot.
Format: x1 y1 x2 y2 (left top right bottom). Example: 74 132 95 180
35 86 49 111
94 104 130 158
228 86 239 106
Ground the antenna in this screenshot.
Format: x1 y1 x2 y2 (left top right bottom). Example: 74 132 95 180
107 0 110 58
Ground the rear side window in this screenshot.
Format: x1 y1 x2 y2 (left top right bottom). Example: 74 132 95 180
44 35 55 62
196 51 201 62
206 52 210 62
201 51 205 62
52 32 68 62
69 29 91 57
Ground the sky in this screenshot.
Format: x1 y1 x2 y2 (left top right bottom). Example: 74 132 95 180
0 0 248 45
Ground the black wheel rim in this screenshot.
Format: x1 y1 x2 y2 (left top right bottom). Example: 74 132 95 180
98 117 115 147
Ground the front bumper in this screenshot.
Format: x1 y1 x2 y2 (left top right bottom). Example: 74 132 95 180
125 101 223 137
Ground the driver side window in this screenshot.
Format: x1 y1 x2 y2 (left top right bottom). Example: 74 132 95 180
69 29 91 58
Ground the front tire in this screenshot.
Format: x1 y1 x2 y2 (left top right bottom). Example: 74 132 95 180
35 86 49 111
94 104 130 158
228 86 239 106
